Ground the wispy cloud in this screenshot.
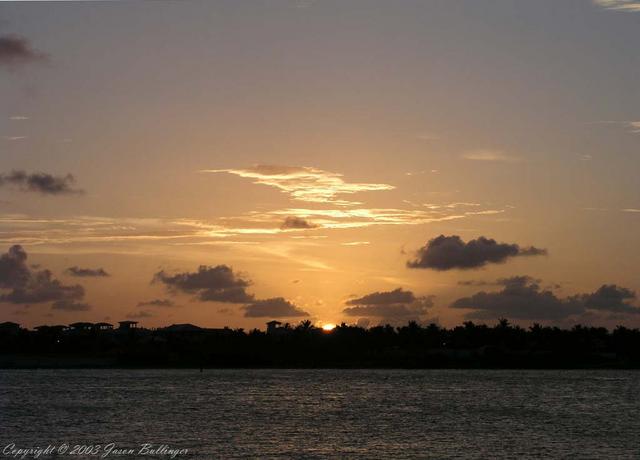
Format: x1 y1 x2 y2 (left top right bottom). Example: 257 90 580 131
627 121 640 133
262 207 465 229
202 165 394 205
137 299 178 308
409 202 481 210
0 215 208 246
127 310 154 319
593 0 640 12
416 132 439 141
0 199 506 248
462 149 521 163
262 205 505 229
405 170 439 176
590 120 640 133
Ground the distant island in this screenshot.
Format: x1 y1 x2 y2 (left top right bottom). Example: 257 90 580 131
1 319 640 369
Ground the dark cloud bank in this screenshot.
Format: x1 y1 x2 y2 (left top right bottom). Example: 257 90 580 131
0 245 90 311
280 216 318 230
343 288 434 323
127 310 154 319
243 297 309 318
153 265 255 303
65 266 109 278
153 265 307 318
137 299 177 308
408 235 546 270
452 276 639 320
0 171 83 195
0 34 47 69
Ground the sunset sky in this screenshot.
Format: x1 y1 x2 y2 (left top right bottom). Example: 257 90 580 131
1 0 639 330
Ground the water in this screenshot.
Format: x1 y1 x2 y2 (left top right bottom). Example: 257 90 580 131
1 369 639 459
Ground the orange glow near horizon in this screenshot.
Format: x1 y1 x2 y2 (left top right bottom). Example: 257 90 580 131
322 323 336 332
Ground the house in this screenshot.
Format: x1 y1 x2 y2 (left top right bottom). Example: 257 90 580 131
34 325 67 333
93 322 113 331
118 320 138 331
69 322 94 331
266 320 282 334
0 322 21 335
162 323 202 333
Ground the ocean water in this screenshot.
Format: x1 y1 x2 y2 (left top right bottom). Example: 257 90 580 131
0 369 639 459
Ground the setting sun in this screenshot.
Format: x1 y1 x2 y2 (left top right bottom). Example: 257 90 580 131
322 324 336 332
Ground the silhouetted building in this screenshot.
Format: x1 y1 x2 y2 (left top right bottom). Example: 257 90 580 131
163 324 202 333
34 325 67 333
118 320 138 331
266 320 282 334
93 322 113 331
69 322 93 331
0 322 21 335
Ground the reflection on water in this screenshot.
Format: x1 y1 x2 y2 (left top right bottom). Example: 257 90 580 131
1 369 639 458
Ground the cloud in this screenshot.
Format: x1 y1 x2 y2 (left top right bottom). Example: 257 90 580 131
65 266 109 277
0 199 506 249
2 269 85 305
593 0 640 12
52 300 90 311
407 235 547 270
137 298 177 308
0 34 47 69
153 265 254 303
0 215 216 246
0 245 30 289
591 120 640 133
242 297 309 318
127 310 153 319
458 279 495 287
0 245 89 308
346 288 417 306
342 288 434 321
203 165 394 205
264 207 474 229
451 276 640 320
581 284 639 314
0 171 83 195
462 149 520 163
280 216 318 230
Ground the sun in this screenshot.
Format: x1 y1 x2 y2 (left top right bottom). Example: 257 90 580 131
322 323 336 332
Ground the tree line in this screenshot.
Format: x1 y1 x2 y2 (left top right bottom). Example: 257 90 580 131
1 319 640 368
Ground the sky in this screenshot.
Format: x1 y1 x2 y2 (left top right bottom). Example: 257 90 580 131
0 0 639 330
